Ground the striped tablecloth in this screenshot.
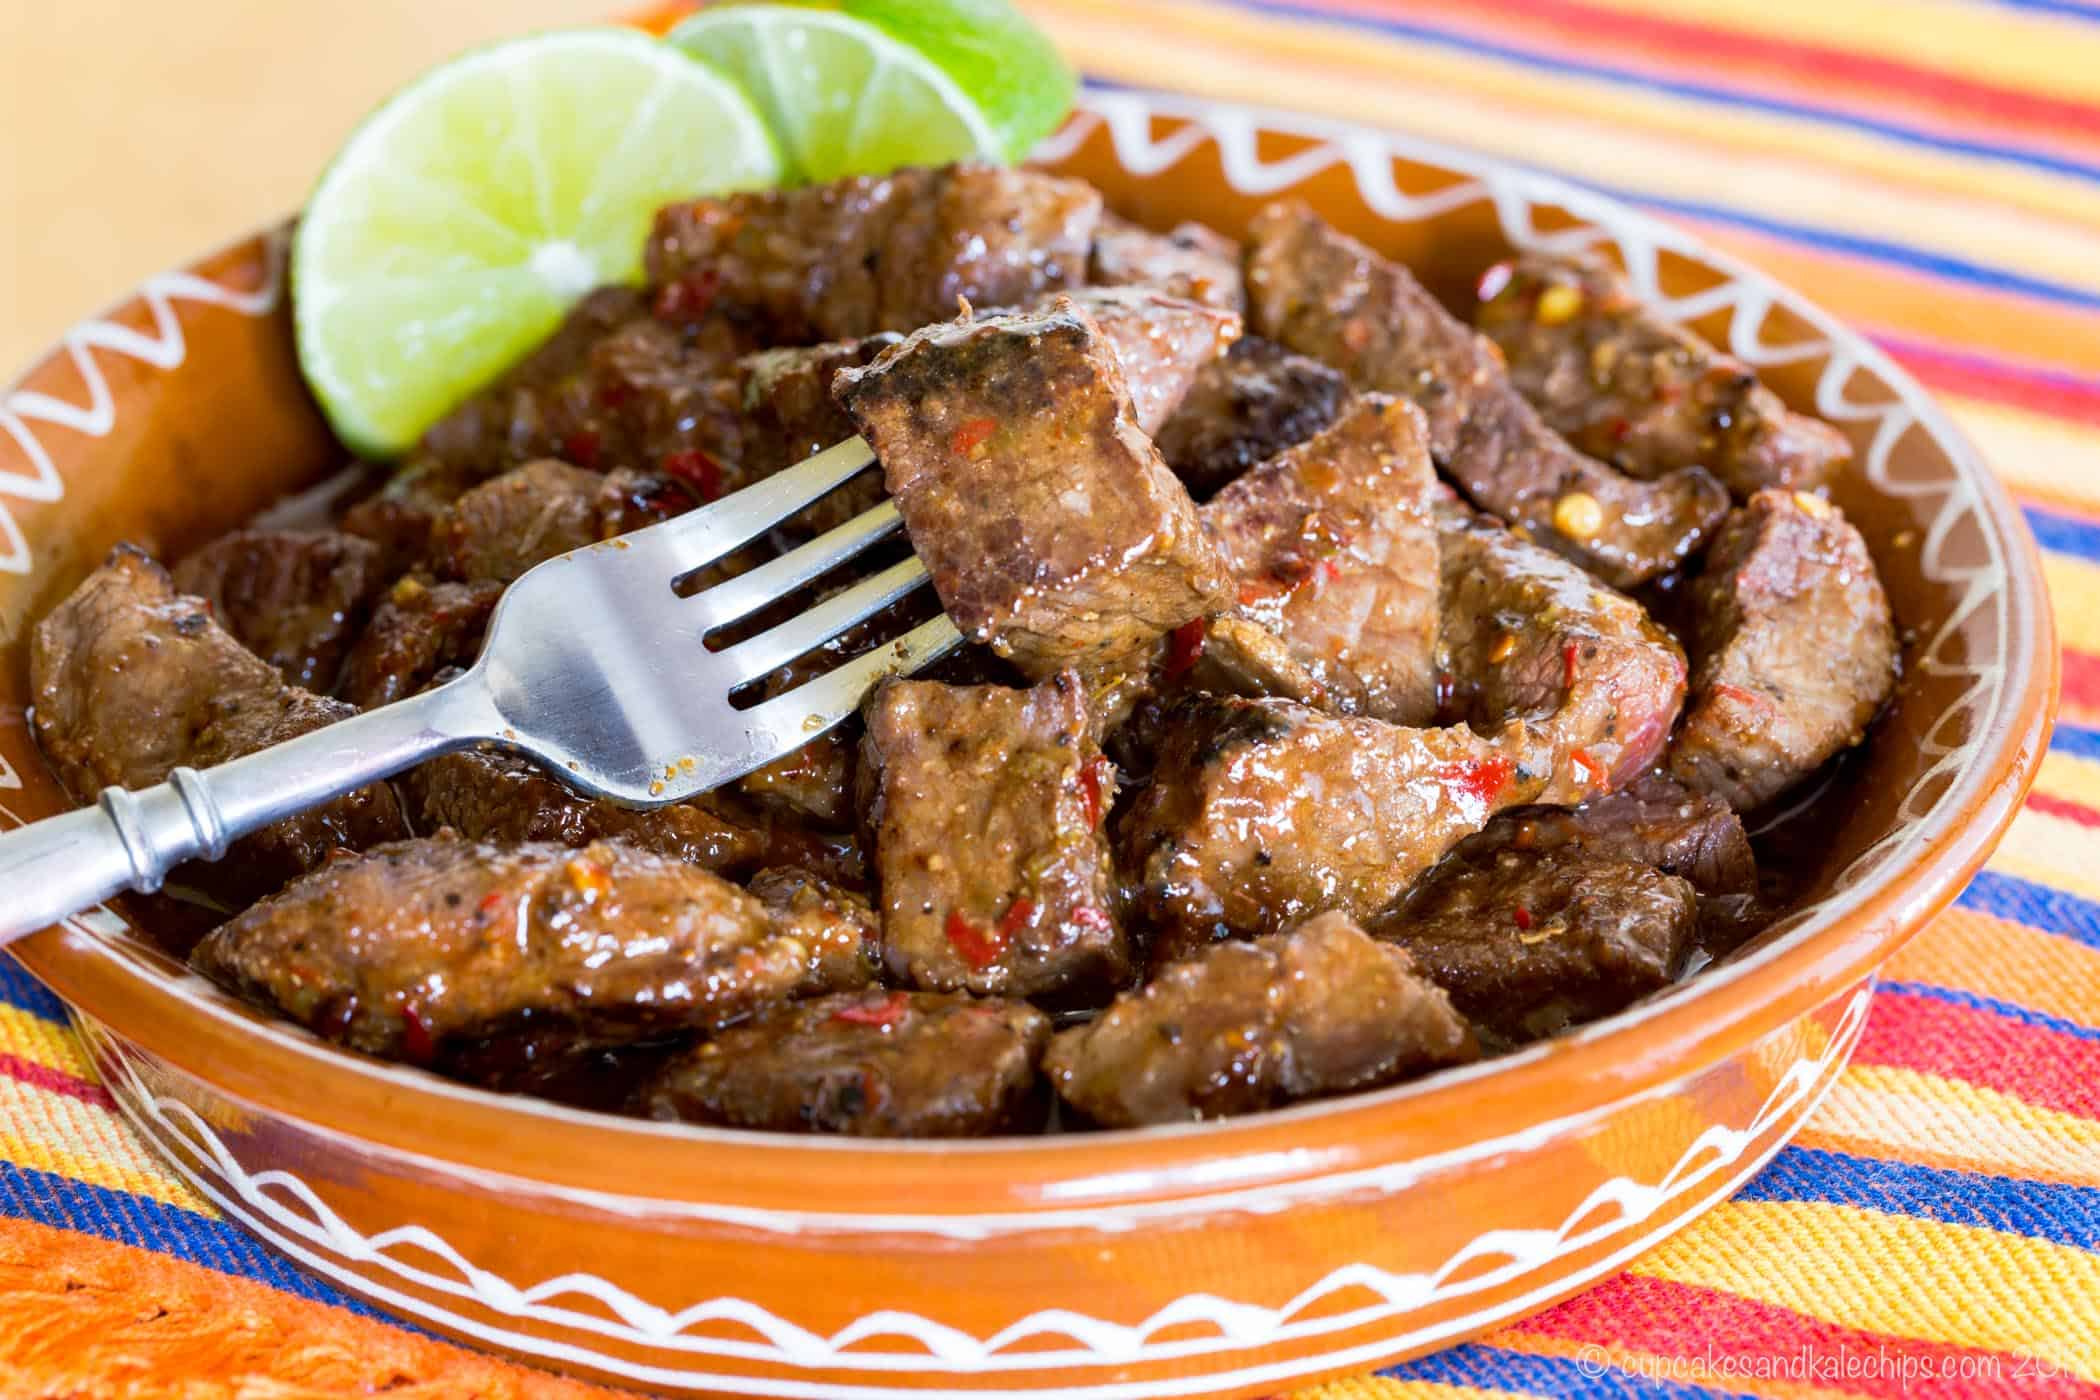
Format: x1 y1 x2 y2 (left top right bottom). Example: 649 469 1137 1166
4 1 2097 1395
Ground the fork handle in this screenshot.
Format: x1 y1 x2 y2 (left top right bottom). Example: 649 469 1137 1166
0 675 498 945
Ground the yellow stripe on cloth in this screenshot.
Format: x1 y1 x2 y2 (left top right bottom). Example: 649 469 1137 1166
2035 748 2100 816
1940 397 2100 511
0 1003 99 1082
1798 1065 2100 1187
0 1078 209 1215
1987 807 2100 909
2042 552 2100 659
1632 1199 2100 1379
1887 908 2100 1032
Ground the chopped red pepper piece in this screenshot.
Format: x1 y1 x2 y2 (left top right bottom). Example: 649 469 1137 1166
996 897 1037 941
1606 417 1632 444
1440 755 1514 807
949 417 998 455
1712 682 1774 712
652 268 721 322
945 910 1007 970
831 990 911 1028
1563 641 1581 690
661 447 725 501
477 890 507 916
1163 618 1208 680
1071 905 1113 932
400 1000 435 1064
1319 557 1343 582
561 428 602 469
596 377 635 411
1077 756 1112 827
1513 906 1534 931
1571 747 1609 788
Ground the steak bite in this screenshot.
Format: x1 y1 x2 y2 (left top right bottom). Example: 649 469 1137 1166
647 163 1102 343
1197 395 1441 724
30 547 409 907
1669 489 1897 810
430 459 688 584
837 300 1229 678
1089 212 1245 312
1153 335 1349 499
859 673 1129 998
1244 201 1729 587
1122 695 1550 950
1457 771 1756 897
191 836 873 1069
1477 251 1852 498
1045 286 1241 435
729 335 900 534
642 990 1050 1137
170 528 387 693
1376 846 1699 1044
1045 912 1477 1126
1436 503 1686 803
340 576 503 710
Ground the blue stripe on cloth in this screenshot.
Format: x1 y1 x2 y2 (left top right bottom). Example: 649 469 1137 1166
1971 0 2100 20
1 954 71 1023
2024 504 2100 561
1957 870 2100 950
1880 980 2100 1043
1737 1146 2100 1248
2054 724 2100 762
0 1161 400 1323
1224 0 2100 190
1382 1340 1760 1397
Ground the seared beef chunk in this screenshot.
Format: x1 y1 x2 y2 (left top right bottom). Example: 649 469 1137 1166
1089 212 1244 311
337 456 475 576
1670 489 1897 810
729 335 900 534
1376 847 1698 1044
1046 912 1476 1126
431 459 687 584
1458 771 1755 897
1197 395 1440 723
1123 695 1549 950
170 528 386 692
642 990 1049 1136
192 836 872 1069
1042 286 1241 435
1245 202 1729 587
416 285 745 483
1477 251 1852 498
1437 503 1686 802
341 576 503 710
748 866 882 965
860 673 1128 998
838 300 1228 677
30 548 408 907
1154 336 1349 498
647 164 1102 343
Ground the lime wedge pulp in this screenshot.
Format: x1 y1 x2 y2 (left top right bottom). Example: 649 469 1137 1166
668 0 1076 183
293 28 782 458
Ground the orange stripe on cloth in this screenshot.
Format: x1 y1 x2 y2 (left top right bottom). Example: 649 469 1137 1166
1886 907 2100 1032
0 1216 628 1398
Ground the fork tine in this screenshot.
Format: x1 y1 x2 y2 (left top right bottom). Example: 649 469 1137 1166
741 614 966 754
647 436 880 576
718 554 934 685
686 500 902 630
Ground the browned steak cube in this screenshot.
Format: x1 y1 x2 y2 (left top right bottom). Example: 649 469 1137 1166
747 866 883 962
1436 503 1686 803
1670 489 1897 810
1245 201 1729 587
1477 251 1852 498
1122 695 1552 950
1197 394 1441 724
647 164 1102 343
1153 335 1349 498
860 672 1128 998
1089 212 1245 312
729 335 901 534
1456 771 1756 897
430 459 689 584
30 547 409 907
1376 846 1699 1043
642 990 1049 1136
340 576 503 709
837 300 1228 677
170 528 386 693
1045 286 1241 435
337 456 478 577
191 836 873 1070
1045 912 1476 1126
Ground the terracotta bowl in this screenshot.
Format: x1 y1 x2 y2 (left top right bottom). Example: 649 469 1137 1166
0 91 2056 1398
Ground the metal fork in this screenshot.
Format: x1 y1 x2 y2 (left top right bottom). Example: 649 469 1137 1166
0 437 958 943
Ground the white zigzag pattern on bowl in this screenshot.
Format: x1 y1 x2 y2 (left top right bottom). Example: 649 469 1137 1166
96 983 1869 1385
0 233 288 577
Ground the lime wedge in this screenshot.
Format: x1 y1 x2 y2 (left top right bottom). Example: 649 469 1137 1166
294 28 782 458
668 0 1075 183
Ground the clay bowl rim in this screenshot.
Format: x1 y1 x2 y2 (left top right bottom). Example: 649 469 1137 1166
5 91 2059 1219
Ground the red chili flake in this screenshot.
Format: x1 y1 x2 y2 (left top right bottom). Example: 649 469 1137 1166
996 897 1038 941
596 377 635 411
1440 755 1514 806
831 990 910 1028
1713 682 1774 712
1237 581 1271 606
1072 906 1113 932
477 890 507 916
1320 558 1343 582
1475 260 1515 303
661 447 725 501
652 268 721 322
1340 318 1372 352
1163 618 1208 680
399 1001 435 1064
1571 747 1609 788
945 910 1007 970
1656 381 1682 404
561 428 602 469
1562 641 1581 690
1077 757 1112 827
949 417 998 455
1513 906 1534 931
1607 417 1632 444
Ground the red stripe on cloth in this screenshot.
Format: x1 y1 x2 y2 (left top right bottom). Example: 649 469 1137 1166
1853 992 2100 1119
1876 333 2100 424
2031 791 2100 831
1511 1274 2100 1398
2066 648 2100 715
0 1053 113 1110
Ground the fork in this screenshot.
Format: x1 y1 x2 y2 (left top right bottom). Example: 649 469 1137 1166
0 438 959 943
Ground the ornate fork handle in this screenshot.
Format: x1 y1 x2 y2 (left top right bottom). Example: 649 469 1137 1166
0 675 500 945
